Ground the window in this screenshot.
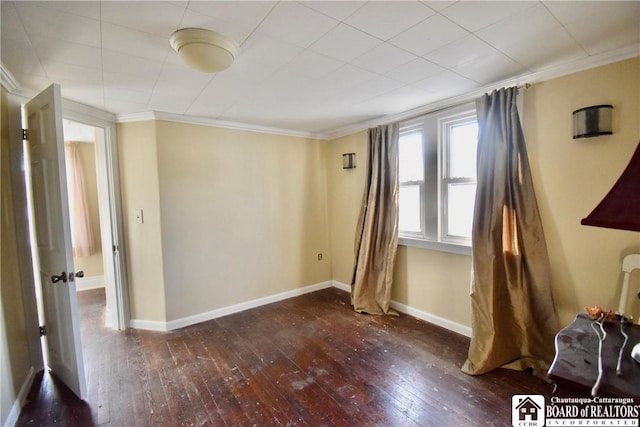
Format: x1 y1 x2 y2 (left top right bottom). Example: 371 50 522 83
398 128 424 236
398 103 478 255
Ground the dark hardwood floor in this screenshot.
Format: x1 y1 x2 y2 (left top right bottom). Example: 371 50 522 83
17 287 552 426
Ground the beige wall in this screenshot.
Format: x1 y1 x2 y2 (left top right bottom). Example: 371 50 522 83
71 142 104 278
1 88 32 424
155 122 331 321
524 57 640 326
327 57 640 330
117 121 167 322
118 121 331 323
326 132 367 285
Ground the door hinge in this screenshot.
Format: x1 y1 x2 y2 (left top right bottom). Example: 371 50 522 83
22 129 28 140
39 325 46 337
113 244 119 252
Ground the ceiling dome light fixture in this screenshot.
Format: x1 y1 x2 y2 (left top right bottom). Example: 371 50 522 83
170 28 239 73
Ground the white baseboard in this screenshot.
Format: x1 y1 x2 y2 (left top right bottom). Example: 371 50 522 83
331 280 472 338
75 275 105 291
389 301 472 337
130 281 335 332
5 366 35 427
129 279 471 337
331 280 351 292
129 319 168 332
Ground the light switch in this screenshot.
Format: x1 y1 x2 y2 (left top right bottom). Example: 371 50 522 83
135 209 144 224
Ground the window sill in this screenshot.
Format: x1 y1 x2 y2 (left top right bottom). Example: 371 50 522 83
398 237 472 256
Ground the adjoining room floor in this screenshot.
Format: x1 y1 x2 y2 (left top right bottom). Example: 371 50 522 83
17 287 552 426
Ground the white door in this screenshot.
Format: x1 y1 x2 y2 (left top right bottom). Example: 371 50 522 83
25 84 87 400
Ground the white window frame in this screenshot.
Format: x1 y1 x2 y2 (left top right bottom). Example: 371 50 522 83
439 111 478 246
398 124 426 240
398 103 477 256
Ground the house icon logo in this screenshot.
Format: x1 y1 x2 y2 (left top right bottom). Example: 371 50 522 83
512 395 545 427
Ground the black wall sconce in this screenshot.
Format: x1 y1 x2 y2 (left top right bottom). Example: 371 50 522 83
343 153 356 169
573 105 613 139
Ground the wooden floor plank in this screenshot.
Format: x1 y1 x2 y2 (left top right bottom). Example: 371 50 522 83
16 287 553 426
213 311 363 426
190 323 308 426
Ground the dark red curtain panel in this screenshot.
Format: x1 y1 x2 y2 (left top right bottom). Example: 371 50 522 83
581 141 640 232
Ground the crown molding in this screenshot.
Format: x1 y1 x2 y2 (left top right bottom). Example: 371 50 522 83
115 111 157 123
4 45 638 142
325 45 640 141
1 63 40 100
117 110 330 140
3 58 326 140
0 62 19 92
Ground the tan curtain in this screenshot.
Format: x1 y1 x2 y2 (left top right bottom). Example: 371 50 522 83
64 142 96 258
462 87 558 378
351 123 399 315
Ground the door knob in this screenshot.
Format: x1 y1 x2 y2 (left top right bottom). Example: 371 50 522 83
69 271 84 282
51 272 67 283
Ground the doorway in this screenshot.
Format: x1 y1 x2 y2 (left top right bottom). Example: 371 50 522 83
62 119 108 326
62 106 129 333
24 108 129 336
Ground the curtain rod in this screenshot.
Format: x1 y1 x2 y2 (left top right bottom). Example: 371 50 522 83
398 83 532 125
361 82 534 131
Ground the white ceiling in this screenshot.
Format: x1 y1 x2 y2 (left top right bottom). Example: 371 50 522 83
2 1 639 138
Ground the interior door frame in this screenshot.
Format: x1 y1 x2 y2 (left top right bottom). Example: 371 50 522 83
62 98 129 330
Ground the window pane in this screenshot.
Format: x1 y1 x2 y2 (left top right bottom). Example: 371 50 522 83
448 122 478 178
446 183 476 238
399 185 421 233
399 131 423 182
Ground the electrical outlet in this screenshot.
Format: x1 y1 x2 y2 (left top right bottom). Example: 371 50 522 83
317 253 323 261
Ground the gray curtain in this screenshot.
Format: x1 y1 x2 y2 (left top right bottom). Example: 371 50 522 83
462 87 559 378
351 123 399 315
